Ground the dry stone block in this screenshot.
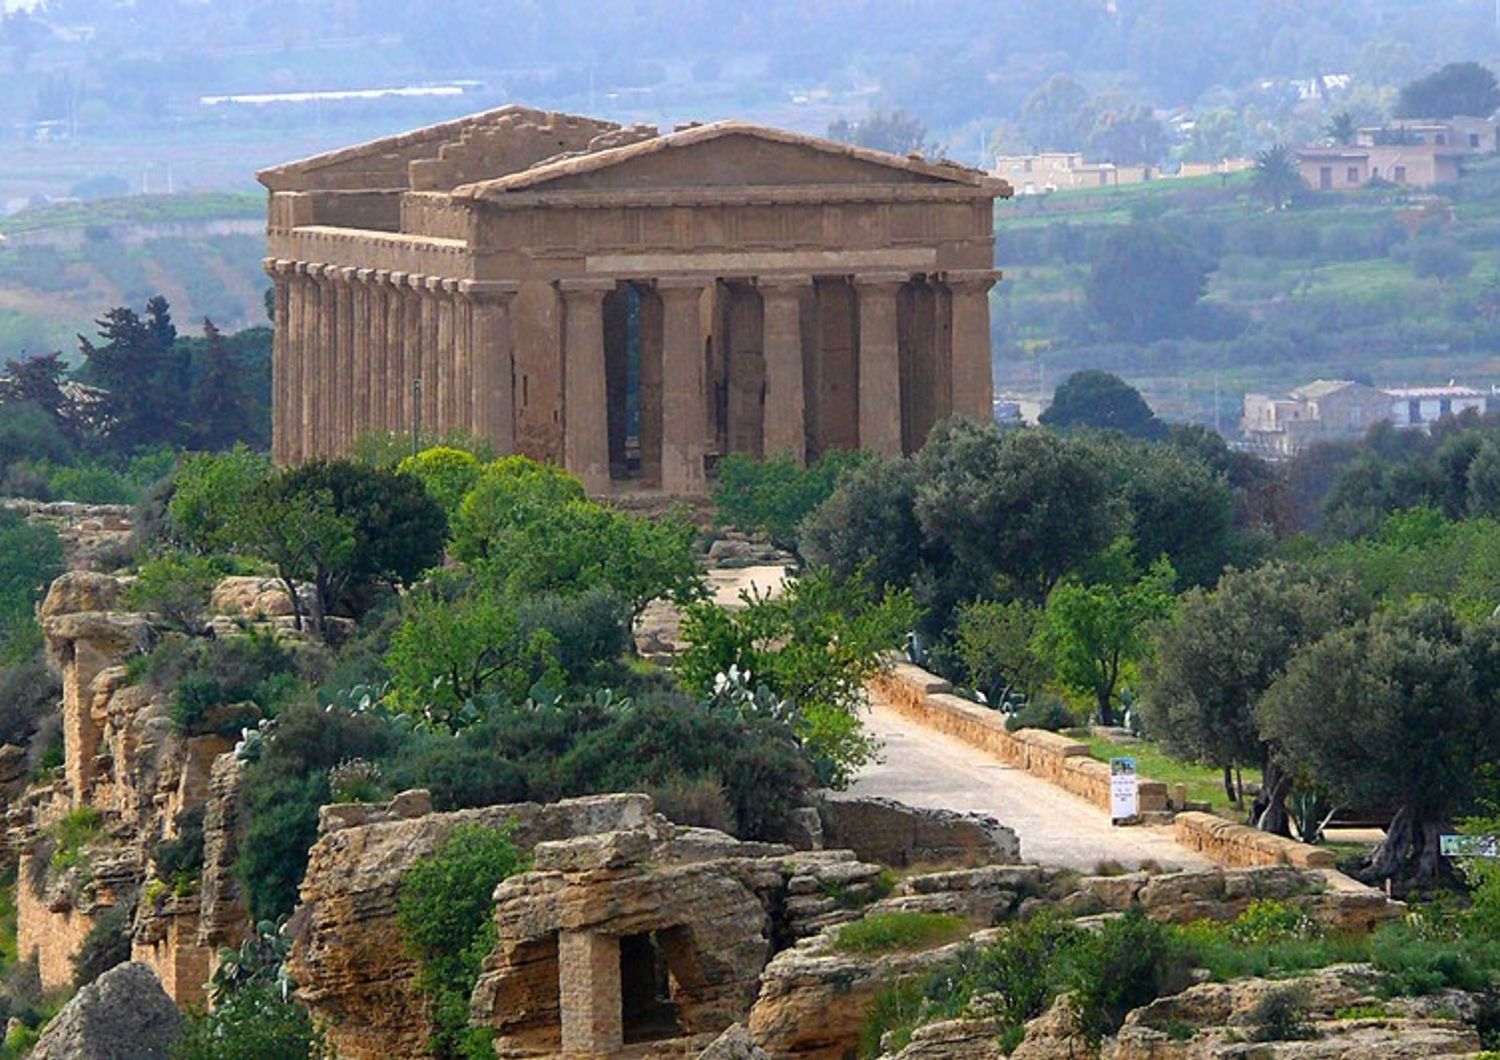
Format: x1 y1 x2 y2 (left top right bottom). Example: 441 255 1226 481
819 796 1020 867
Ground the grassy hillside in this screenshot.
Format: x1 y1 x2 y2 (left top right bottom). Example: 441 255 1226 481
995 162 1500 423
0 193 267 357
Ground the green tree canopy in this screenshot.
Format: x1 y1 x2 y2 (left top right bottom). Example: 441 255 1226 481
1034 542 1175 726
1396 61 1500 119
1140 563 1368 820
1251 144 1305 210
1259 604 1500 884
1084 224 1216 341
1040 371 1165 440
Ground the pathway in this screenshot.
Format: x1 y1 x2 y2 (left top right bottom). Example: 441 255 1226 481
838 692 1213 871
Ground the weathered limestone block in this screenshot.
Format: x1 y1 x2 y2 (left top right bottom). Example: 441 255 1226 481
1113 965 1480 1060
475 836 772 1056
131 895 213 1009
196 753 247 955
1174 812 1337 870
39 570 124 618
819 796 1020 867
288 793 653 1060
700 1022 770 1059
747 931 995 1059
1009 994 1091 1060
886 1017 1006 1059
29 962 180 1060
208 575 309 618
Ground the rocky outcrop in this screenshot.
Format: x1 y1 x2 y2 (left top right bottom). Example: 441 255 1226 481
28 961 180 1060
1113 965 1481 1060
4 500 134 573
207 575 307 619
700 1023 770 1059
747 924 1003 1059
1061 865 1403 934
819 796 1021 867
289 792 658 1060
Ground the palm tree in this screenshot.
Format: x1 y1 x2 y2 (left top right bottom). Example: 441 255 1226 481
1325 110 1356 146
1252 144 1304 210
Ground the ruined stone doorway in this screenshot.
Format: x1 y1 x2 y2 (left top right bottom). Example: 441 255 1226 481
604 283 664 485
620 931 684 1044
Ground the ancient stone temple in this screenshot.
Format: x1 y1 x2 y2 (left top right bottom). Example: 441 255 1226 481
260 105 1010 492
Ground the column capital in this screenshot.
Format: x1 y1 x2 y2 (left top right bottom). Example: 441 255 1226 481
852 271 911 289
337 266 359 283
263 257 295 278
353 267 375 284
557 276 618 295
655 275 711 298
294 261 315 277
389 270 408 287
943 268 1003 292
756 273 813 293
459 279 520 301
423 275 444 292
314 263 340 280
371 269 391 285
405 272 428 290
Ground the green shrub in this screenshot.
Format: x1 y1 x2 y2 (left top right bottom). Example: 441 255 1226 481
1248 986 1315 1042
71 901 132 989
124 552 223 632
145 630 299 735
172 981 321 1060
1060 908 1183 1043
1369 922 1500 996
1171 917 1366 982
644 774 735 833
712 450 868 551
395 446 482 517
151 806 206 892
1229 899 1320 944
235 701 392 921
859 977 924 1058
397 824 527 1060
834 912 968 955
1335 1003 1392 1020
50 807 104 873
327 758 386 804
1005 696 1078 732
48 462 137 504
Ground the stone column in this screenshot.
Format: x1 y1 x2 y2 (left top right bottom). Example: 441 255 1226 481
297 263 319 461
420 276 440 438
658 277 709 493
366 271 388 436
285 263 306 463
265 259 292 464
946 269 1001 424
435 278 456 434
758 274 810 463
337 267 359 455
387 272 408 434
855 272 907 456
558 278 614 492
404 274 427 441
352 269 375 442
462 280 520 455
558 931 622 1055
314 265 338 457
453 283 473 435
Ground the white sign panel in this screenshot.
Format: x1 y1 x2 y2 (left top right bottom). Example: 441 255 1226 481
1441 834 1500 858
1110 757 1138 822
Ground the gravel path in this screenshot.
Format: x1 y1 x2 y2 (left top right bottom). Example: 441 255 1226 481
838 693 1214 871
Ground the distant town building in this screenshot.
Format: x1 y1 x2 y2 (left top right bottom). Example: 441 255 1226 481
1297 116 1499 192
993 153 1161 194
1241 379 1494 456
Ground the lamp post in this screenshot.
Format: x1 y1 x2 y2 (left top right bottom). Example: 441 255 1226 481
411 377 422 458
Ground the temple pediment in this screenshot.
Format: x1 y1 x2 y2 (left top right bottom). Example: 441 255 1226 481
455 122 1000 200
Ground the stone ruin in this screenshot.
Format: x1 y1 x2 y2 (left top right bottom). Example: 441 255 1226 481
287 787 1022 1059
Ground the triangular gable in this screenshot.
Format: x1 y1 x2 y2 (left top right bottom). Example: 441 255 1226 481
454 122 999 200
257 105 622 192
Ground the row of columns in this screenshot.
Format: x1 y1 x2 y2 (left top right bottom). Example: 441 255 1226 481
559 269 998 494
265 258 517 464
